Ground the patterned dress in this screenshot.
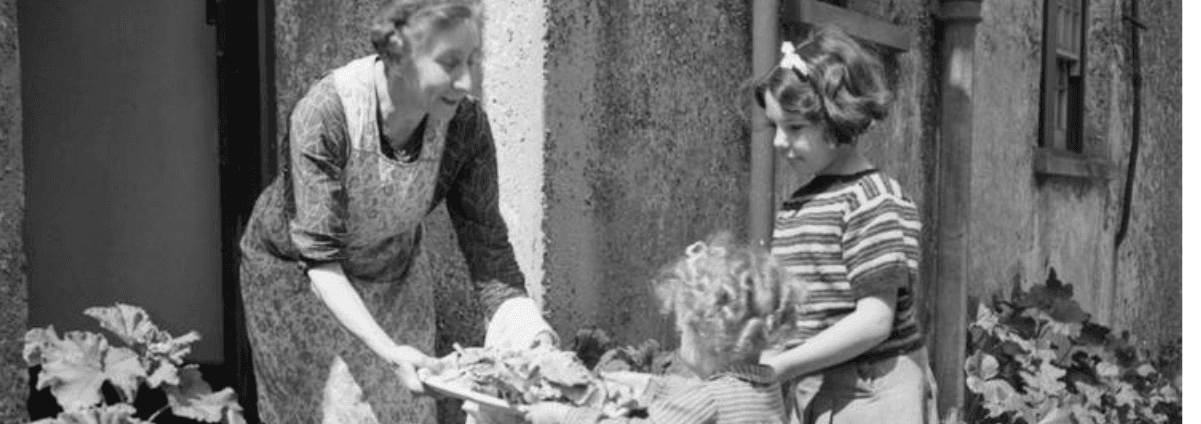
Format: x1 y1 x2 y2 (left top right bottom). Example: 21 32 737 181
239 55 525 424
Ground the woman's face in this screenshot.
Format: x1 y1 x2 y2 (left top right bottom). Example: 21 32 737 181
393 20 480 119
763 91 842 175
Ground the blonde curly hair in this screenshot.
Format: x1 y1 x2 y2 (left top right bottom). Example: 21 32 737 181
653 232 802 364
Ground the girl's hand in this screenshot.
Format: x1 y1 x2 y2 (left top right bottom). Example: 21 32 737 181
379 343 436 393
520 403 574 424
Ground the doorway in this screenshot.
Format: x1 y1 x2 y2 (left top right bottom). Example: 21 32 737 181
21 0 272 421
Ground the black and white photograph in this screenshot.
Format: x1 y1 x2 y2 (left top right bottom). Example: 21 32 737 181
0 0 1185 423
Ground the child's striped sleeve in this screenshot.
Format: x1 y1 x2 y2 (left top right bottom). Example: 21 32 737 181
841 193 919 299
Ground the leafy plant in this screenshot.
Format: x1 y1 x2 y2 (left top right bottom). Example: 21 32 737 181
24 303 245 424
964 269 1182 424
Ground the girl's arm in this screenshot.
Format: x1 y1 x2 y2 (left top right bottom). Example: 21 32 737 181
762 289 897 382
766 190 918 381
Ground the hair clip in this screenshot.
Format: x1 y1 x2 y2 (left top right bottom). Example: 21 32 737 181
779 41 813 78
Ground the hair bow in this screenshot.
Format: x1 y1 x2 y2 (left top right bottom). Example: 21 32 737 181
779 41 813 78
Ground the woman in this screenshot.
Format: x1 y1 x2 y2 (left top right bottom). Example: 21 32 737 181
238 1 555 422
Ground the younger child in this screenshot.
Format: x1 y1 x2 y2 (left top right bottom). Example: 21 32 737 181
751 26 937 423
522 232 800 424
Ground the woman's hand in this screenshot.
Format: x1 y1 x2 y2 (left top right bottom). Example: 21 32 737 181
520 403 574 424
378 343 437 393
485 297 560 351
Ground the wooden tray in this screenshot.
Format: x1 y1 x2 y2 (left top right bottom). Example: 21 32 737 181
419 371 522 414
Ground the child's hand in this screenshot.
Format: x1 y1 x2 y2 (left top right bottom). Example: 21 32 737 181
520 403 574 424
599 371 652 390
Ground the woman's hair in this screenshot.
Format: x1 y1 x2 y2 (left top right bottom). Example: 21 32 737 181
653 232 801 364
750 26 893 145
369 0 480 59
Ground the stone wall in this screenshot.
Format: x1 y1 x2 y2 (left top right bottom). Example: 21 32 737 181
970 0 1180 344
542 0 754 347
0 0 27 420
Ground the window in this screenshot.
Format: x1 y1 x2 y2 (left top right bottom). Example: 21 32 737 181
1041 0 1086 152
1035 0 1112 179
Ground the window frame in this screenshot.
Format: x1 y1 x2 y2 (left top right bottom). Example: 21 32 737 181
1035 0 1113 179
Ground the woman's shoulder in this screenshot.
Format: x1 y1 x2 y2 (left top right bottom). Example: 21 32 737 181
451 96 486 124
445 97 490 148
291 76 345 122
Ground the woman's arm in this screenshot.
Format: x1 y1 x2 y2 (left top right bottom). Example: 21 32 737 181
762 290 896 382
287 82 431 390
445 102 557 349
444 102 527 317
308 264 432 390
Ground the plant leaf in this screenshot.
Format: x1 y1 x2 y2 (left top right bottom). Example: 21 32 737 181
975 304 999 332
1021 361 1067 395
147 361 180 388
977 379 1019 417
165 365 242 422
38 331 109 412
84 304 159 347
25 326 60 367
1095 361 1120 378
51 404 145 424
1037 405 1073 424
148 331 202 365
1113 382 1140 408
103 346 146 401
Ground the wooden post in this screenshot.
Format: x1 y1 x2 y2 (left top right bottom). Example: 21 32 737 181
749 0 780 248
932 0 982 418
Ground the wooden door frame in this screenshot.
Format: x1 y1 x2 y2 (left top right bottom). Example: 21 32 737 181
212 0 275 421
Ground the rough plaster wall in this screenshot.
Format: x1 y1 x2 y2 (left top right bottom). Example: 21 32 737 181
480 0 546 307
971 0 1180 344
0 0 26 420
969 0 1044 305
543 1 752 348
1111 0 1182 345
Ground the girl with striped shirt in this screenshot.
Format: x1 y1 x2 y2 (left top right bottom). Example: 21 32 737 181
751 26 938 423
522 233 797 423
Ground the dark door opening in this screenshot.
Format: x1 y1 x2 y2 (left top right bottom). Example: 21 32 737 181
212 0 276 422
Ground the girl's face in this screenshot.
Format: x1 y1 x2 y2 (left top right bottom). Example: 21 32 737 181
391 20 480 119
676 318 719 378
763 91 843 175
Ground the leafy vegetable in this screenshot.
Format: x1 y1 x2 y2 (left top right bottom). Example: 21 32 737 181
23 303 244 424
963 269 1182 424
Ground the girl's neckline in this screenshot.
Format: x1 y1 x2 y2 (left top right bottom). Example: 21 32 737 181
783 168 879 208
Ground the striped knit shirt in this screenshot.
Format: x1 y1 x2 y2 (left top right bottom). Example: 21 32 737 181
769 170 924 363
564 364 787 423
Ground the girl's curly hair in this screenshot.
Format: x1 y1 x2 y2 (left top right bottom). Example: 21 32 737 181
653 232 802 364
369 0 480 60
750 25 893 145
